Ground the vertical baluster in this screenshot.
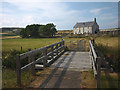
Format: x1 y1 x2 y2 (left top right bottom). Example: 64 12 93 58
43 48 47 68
31 54 36 76
51 45 54 59
56 44 58 55
16 54 21 87
62 39 65 51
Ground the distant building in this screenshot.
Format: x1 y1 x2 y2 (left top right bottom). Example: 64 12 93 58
73 18 99 34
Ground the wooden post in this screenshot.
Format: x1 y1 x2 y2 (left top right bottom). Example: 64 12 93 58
43 48 47 68
59 42 62 52
16 54 21 87
96 57 101 88
62 39 65 50
31 54 36 76
56 44 58 55
51 45 54 59
21 46 22 53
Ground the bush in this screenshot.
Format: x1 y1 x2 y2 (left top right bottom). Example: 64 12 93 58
2 49 29 69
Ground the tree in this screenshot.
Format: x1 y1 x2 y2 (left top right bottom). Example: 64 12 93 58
38 23 57 37
20 28 28 38
39 25 46 37
20 23 57 38
46 23 57 36
20 24 41 38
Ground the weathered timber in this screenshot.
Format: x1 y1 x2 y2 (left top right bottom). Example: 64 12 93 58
16 54 21 87
16 40 65 87
89 40 101 88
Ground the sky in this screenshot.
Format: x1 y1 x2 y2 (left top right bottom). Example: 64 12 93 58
0 0 119 30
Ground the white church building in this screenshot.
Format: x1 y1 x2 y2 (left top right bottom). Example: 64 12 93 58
73 18 99 34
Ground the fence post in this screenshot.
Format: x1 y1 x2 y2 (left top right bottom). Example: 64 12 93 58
59 42 62 52
62 39 65 50
56 44 58 55
96 57 101 88
51 45 54 59
31 54 36 76
16 54 21 87
43 48 47 68
21 46 22 53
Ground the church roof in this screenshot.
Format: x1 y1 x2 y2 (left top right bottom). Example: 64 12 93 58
73 21 95 28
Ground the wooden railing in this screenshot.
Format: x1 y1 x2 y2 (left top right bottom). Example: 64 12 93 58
89 40 101 88
16 39 65 87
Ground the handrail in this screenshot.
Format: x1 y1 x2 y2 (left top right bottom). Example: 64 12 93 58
89 40 97 59
89 40 101 88
16 39 65 87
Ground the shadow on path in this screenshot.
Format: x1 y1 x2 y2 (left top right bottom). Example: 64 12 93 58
53 52 76 88
39 52 76 88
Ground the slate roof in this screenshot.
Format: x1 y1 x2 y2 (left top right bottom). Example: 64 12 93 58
73 21 95 28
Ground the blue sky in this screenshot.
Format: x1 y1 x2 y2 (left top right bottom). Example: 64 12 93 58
0 0 119 30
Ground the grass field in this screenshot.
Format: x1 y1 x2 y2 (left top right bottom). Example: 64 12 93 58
95 36 118 51
2 38 61 52
2 38 86 52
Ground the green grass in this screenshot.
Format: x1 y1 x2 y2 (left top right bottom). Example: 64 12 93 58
2 38 84 52
2 68 35 88
2 38 61 52
95 36 118 49
100 71 118 88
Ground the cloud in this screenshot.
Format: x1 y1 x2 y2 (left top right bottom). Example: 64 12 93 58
90 8 101 15
1 14 35 27
1 1 80 29
90 7 111 15
0 1 118 29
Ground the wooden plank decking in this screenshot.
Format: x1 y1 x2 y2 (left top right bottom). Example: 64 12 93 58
39 51 92 88
51 51 92 71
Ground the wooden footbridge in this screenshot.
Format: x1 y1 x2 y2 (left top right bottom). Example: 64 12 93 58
16 39 101 88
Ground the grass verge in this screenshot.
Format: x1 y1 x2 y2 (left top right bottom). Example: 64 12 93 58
100 71 118 88
2 68 35 88
80 70 96 88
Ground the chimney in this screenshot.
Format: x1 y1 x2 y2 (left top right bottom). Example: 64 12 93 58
94 18 96 23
